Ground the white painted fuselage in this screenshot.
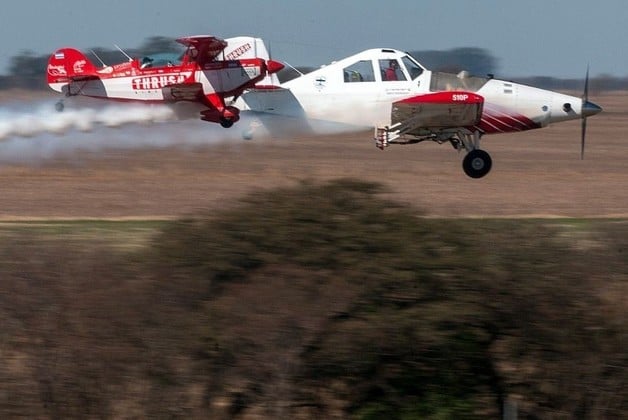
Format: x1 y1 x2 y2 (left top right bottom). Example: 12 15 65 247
239 48 599 135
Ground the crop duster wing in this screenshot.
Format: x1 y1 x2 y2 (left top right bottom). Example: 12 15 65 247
391 91 484 136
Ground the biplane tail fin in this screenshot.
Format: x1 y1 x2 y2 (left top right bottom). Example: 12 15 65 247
47 48 98 92
224 36 283 87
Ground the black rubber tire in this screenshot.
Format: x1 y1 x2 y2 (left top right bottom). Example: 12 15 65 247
220 117 234 128
462 149 492 178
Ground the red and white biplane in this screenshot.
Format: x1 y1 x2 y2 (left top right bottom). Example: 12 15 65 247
47 35 284 128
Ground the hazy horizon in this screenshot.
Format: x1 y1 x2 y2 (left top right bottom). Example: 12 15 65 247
1 0 626 79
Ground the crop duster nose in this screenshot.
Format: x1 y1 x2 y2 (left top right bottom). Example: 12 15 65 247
582 100 602 118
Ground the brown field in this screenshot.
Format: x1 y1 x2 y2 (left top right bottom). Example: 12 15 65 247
0 91 626 219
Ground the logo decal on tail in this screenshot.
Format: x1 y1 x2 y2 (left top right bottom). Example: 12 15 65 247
73 60 87 74
47 64 67 76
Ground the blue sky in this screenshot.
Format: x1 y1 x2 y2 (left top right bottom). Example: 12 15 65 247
1 0 626 78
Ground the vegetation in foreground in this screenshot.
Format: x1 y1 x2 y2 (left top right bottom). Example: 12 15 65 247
0 179 625 419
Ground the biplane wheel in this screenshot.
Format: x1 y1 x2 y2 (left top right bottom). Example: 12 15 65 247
463 149 492 178
219 117 235 128
55 101 64 112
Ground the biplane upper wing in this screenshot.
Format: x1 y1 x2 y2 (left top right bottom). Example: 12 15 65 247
176 35 228 65
391 91 484 135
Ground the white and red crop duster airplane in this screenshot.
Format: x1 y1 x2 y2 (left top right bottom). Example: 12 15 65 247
237 47 602 178
47 35 284 128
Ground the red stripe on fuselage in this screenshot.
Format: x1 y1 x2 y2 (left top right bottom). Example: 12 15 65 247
477 104 541 134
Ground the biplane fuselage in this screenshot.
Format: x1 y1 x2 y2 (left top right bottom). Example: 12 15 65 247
47 36 283 127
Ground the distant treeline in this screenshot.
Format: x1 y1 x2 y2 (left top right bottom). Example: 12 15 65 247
1 37 625 92
0 36 181 90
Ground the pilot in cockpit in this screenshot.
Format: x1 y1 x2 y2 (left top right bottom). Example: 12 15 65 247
183 46 199 63
384 60 399 81
178 47 198 65
140 56 154 69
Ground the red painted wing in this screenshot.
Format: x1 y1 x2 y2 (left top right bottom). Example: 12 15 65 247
392 91 484 128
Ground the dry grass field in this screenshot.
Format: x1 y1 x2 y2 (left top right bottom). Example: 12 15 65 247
0 91 625 219
0 90 625 419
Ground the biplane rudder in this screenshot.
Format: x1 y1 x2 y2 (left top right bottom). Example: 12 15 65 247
46 48 98 92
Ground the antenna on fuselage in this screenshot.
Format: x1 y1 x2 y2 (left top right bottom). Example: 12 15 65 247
90 49 107 67
114 44 133 62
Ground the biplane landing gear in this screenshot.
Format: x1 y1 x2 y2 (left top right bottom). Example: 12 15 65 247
463 149 492 179
219 117 235 128
55 100 64 112
202 107 240 128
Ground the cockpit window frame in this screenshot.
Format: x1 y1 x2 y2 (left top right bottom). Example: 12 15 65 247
379 58 408 82
401 54 425 80
342 59 376 83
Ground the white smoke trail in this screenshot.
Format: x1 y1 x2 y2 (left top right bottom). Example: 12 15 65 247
0 97 363 165
0 101 177 140
0 99 275 164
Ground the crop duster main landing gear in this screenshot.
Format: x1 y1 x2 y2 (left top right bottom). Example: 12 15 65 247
462 149 492 179
456 130 492 179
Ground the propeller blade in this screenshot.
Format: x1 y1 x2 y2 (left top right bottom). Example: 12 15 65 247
583 65 589 102
581 65 590 160
581 114 587 160
577 65 602 159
